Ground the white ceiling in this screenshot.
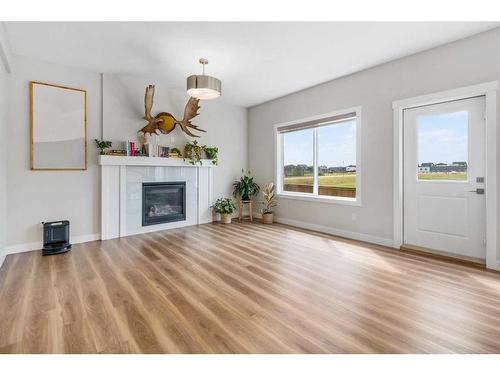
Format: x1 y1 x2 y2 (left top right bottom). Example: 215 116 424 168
4 22 499 107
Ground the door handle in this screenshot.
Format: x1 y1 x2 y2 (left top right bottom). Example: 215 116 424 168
468 188 485 194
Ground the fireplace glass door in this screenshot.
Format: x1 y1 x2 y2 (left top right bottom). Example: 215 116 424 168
142 182 186 226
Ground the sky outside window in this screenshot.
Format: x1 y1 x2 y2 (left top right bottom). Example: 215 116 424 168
317 120 356 167
283 120 356 167
417 111 468 165
283 128 313 166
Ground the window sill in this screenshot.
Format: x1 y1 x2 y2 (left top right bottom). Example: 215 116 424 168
277 192 361 206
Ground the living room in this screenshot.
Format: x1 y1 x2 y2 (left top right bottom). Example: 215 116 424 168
1 1 500 373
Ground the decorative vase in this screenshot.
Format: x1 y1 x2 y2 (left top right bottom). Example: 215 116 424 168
220 213 232 224
262 212 274 224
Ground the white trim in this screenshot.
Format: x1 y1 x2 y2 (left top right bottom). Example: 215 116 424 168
119 165 127 237
208 168 213 209
392 81 498 109
0 22 12 73
392 81 498 270
253 212 393 248
488 261 500 271
273 106 362 206
196 166 201 225
4 233 101 256
393 105 404 249
277 192 360 206
99 155 216 167
313 128 319 195
484 87 498 270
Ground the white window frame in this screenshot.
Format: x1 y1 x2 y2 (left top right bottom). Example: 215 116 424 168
274 106 362 206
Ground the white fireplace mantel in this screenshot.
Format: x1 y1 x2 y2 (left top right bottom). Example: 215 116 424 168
99 155 217 168
99 155 215 240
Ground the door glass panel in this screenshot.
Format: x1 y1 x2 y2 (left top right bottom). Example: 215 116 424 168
317 120 356 198
283 128 314 193
417 111 468 181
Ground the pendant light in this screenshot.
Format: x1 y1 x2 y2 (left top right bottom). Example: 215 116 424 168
186 58 221 100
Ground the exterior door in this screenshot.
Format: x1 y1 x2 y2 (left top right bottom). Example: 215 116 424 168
403 96 486 260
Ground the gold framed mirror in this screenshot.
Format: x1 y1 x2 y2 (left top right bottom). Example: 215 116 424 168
30 81 87 170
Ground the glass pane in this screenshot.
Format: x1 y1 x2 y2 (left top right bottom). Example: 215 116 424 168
317 120 356 198
283 128 314 194
417 111 468 181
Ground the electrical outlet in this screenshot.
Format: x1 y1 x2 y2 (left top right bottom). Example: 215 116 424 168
351 213 357 221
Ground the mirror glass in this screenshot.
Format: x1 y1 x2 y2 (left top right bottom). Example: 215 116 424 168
31 82 87 170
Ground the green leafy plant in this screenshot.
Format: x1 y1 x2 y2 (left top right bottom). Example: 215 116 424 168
183 142 219 165
261 182 277 214
94 139 112 155
233 169 260 201
211 197 236 214
183 140 204 165
204 146 218 166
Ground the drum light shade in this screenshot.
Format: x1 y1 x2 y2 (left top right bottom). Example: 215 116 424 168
187 75 221 99
186 58 221 100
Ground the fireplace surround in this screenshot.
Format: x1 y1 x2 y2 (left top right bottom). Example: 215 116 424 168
100 155 215 239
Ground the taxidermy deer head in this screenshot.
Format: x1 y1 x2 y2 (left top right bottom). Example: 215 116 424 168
138 85 207 138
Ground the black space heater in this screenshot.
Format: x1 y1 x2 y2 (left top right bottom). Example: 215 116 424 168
42 220 72 256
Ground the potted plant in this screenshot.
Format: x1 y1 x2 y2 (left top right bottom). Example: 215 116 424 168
170 147 182 158
94 139 112 155
261 182 277 224
184 140 204 165
212 198 236 224
204 146 218 166
233 169 260 202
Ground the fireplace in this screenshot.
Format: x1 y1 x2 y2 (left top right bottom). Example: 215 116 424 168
142 182 186 226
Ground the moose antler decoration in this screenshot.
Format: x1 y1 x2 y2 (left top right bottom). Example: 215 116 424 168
138 85 207 137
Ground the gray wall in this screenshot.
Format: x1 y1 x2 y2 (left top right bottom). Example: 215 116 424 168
6 56 102 248
4 57 248 251
102 73 247 201
249 28 500 253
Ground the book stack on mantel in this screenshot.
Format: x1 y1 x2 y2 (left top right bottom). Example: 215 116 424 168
105 142 183 158
142 143 170 157
107 149 127 156
168 151 182 158
126 141 138 156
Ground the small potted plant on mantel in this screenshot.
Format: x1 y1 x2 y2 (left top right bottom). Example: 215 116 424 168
94 139 112 155
212 198 237 224
261 182 277 224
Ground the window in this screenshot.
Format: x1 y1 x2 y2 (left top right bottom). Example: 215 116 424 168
417 111 468 181
282 128 314 193
276 108 361 204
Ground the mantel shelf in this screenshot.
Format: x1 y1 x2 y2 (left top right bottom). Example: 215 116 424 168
99 155 217 168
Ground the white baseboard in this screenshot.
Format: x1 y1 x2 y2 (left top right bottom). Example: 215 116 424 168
486 259 500 271
4 233 101 256
3 221 498 272
254 213 500 270
253 212 393 248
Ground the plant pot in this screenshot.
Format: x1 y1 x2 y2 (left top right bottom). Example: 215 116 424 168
262 212 274 224
220 213 232 224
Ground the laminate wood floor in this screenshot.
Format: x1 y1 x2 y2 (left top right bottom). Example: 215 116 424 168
1 221 500 353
